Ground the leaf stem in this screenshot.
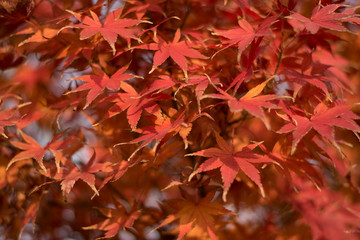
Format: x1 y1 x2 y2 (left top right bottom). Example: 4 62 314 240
274 27 284 75
180 0 192 29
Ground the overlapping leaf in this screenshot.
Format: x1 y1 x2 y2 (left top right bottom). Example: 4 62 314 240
288 4 360 34
63 8 143 54
203 78 285 129
116 111 187 160
124 0 165 20
0 106 19 138
188 132 272 201
213 16 276 55
56 151 109 199
177 74 221 112
291 183 360 240
7 131 68 173
66 65 134 109
278 101 360 154
139 29 207 76
83 200 140 239
154 192 235 240
105 81 168 128
279 69 334 100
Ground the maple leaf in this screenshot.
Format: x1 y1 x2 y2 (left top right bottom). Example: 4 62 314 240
177 74 221 113
7 131 48 173
143 29 207 76
15 102 46 130
116 109 205 159
203 77 286 129
54 35 94 70
0 49 24 70
66 64 135 109
228 69 253 92
105 81 167 128
291 182 360 240
0 106 19 138
278 69 335 100
62 8 144 54
226 37 262 92
187 132 272 201
259 143 323 189
18 194 43 240
15 24 58 47
115 111 187 160
7 131 72 174
12 64 52 91
140 75 179 96
153 192 235 240
277 101 360 155
57 151 101 200
287 4 359 34
83 201 140 239
213 16 276 56
124 0 166 20
41 145 114 199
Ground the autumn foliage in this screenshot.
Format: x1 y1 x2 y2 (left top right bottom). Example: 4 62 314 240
1 0 360 239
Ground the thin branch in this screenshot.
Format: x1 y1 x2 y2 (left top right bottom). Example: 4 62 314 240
180 0 192 29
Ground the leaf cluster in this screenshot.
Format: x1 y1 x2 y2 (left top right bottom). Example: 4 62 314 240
1 0 360 239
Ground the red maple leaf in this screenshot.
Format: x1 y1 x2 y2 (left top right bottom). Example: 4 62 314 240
188 131 272 201
15 103 46 130
124 0 166 20
141 29 207 76
154 192 235 240
203 78 285 129
15 23 58 47
116 111 187 161
213 16 276 55
287 4 359 34
7 131 47 172
116 110 205 160
66 64 135 109
63 8 143 54
0 106 19 138
83 200 140 239
7 131 68 173
105 81 167 129
18 194 43 239
291 182 360 240
55 35 95 71
177 74 221 113
140 75 179 96
56 151 107 199
279 69 334 100
277 101 360 155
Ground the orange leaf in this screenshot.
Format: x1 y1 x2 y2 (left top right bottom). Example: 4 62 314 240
153 192 235 240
